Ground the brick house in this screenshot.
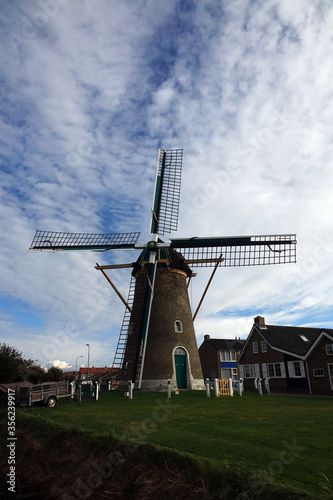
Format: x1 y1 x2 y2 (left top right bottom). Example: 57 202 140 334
199 335 245 382
238 316 333 395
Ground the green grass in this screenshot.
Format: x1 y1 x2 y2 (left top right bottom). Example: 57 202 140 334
18 390 333 498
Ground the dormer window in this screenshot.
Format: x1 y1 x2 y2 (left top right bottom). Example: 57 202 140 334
174 320 183 333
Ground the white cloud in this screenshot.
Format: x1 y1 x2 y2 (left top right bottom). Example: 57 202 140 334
1 0 333 368
48 360 72 370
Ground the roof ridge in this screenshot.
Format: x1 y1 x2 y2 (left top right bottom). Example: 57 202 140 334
266 324 333 331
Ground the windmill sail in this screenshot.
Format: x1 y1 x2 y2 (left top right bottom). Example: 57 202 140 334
171 234 297 267
150 148 183 235
29 230 140 251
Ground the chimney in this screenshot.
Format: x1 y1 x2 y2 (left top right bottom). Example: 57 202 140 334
204 334 210 341
254 316 266 328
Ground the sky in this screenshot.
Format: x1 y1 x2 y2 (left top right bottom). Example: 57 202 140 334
1 0 333 371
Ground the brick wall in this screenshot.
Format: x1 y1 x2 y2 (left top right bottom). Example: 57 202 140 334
198 340 220 380
307 336 333 394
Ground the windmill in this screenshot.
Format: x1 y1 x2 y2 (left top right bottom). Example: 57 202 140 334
29 148 297 391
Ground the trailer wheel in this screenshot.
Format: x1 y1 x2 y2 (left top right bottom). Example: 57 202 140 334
46 396 57 408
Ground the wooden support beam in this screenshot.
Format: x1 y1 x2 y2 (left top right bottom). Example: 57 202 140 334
95 263 134 270
96 265 132 313
184 258 225 265
192 255 224 321
187 273 197 289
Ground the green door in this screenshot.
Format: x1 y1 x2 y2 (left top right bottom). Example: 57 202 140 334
175 348 187 389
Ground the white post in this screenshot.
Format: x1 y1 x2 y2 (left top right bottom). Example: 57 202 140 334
214 378 219 397
128 380 133 400
205 378 210 398
239 378 243 397
265 378 270 394
254 377 258 390
95 381 99 401
258 378 263 396
108 380 111 391
167 379 171 398
229 378 234 397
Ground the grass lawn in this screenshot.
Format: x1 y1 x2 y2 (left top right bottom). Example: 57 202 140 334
21 390 333 498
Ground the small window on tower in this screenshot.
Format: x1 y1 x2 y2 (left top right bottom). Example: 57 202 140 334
175 320 183 333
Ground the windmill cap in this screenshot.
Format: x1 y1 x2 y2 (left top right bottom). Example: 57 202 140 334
132 247 192 277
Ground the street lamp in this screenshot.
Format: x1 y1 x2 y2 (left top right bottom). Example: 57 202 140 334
75 355 83 382
86 344 90 381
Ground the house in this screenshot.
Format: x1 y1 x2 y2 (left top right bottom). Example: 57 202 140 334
238 316 333 395
199 335 245 382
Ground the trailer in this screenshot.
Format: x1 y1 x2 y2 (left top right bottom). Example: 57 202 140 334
16 381 72 408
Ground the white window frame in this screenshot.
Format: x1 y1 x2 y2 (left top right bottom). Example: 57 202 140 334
313 368 324 377
220 350 236 361
220 351 229 361
243 364 259 379
261 341 267 353
174 320 183 333
287 360 305 378
252 342 258 354
266 362 286 378
325 344 333 356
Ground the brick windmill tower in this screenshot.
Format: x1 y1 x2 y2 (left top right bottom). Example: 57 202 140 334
29 149 297 392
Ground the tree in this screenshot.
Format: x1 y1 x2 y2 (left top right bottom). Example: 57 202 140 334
0 343 37 383
46 366 64 382
26 365 46 384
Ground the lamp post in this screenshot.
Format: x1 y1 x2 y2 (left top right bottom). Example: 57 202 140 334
75 355 83 382
86 344 90 381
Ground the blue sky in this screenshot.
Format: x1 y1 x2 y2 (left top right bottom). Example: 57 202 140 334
1 0 333 371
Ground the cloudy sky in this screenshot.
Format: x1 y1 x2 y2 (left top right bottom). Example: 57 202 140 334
1 0 333 371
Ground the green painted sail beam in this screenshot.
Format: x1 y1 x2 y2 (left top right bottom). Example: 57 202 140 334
170 235 297 249
150 149 166 235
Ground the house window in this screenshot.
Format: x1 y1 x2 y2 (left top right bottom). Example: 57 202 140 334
221 351 228 361
294 361 302 377
313 368 324 377
223 368 238 380
252 342 258 354
220 351 236 361
287 360 305 378
268 363 283 378
244 364 256 378
174 320 183 333
325 344 333 355
261 341 267 353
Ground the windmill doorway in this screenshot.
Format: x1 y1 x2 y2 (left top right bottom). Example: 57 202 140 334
174 347 187 389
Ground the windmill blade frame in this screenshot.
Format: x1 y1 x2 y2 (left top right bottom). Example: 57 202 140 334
29 230 140 252
150 148 183 236
170 234 297 267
